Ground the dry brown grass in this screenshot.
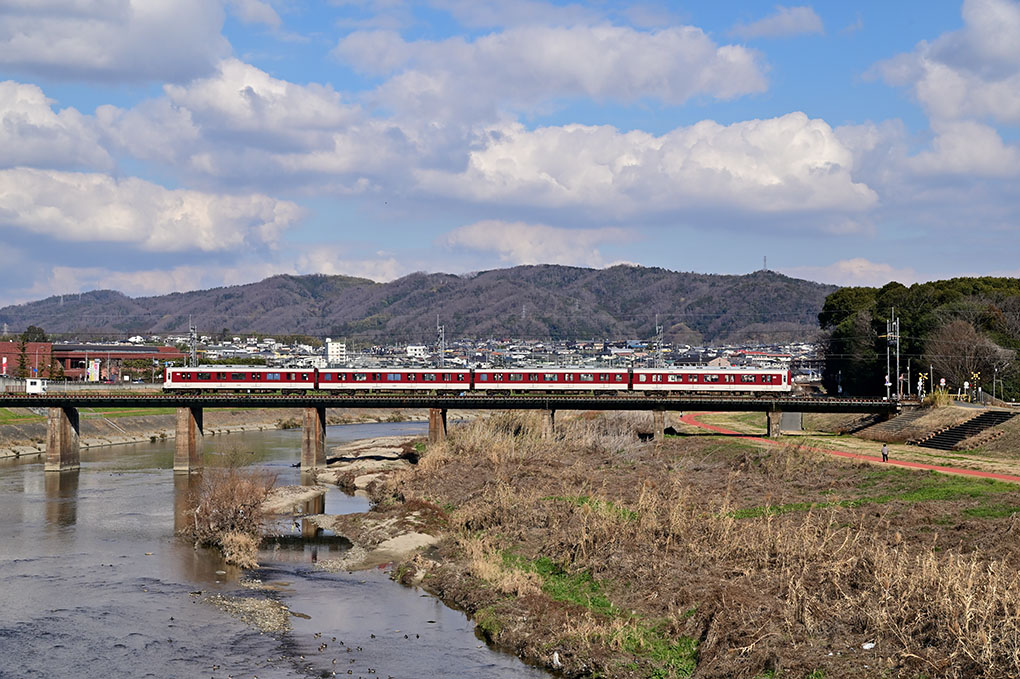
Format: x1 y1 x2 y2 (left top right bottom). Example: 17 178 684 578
385 409 1020 678
177 454 276 568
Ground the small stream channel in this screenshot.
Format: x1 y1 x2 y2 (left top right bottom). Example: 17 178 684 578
0 421 550 678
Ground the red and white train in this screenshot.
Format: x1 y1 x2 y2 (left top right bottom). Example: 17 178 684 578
163 366 791 395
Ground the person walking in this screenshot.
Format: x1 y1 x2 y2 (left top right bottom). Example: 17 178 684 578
881 443 889 462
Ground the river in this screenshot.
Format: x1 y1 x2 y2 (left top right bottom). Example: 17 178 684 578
0 421 550 679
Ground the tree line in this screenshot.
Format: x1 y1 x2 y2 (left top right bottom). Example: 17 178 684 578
819 278 1020 399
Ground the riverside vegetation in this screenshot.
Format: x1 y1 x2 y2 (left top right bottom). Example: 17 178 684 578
178 452 277 569
371 411 1020 679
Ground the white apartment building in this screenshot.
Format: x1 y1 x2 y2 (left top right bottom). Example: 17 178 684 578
406 345 428 359
326 339 347 366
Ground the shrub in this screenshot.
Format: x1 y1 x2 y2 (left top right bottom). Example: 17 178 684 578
178 456 276 568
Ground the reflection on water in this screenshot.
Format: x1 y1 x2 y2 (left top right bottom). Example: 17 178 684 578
172 471 202 534
0 420 549 678
44 470 79 529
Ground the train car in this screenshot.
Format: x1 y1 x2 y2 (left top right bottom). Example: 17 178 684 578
632 367 790 394
472 368 628 392
163 366 317 393
317 368 471 393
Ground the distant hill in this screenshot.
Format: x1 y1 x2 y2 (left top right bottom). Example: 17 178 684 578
0 265 836 345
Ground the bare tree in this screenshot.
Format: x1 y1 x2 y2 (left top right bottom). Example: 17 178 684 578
925 320 1015 389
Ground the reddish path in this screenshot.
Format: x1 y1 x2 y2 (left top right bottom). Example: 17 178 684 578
678 412 1020 484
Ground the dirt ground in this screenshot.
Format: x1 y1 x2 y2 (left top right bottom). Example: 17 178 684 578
348 409 1020 679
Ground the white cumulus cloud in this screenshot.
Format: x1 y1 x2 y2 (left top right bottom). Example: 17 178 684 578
0 168 303 252
334 24 768 119
445 220 629 267
731 5 824 39
873 0 1020 124
0 0 229 83
418 113 876 216
782 258 920 287
0 81 111 170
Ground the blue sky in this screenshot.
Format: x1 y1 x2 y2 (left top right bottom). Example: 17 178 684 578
1 0 1018 303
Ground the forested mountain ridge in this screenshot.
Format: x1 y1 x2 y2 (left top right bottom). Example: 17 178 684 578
0 265 835 345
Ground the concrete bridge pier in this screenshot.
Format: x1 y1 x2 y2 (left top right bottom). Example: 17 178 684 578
45 407 80 472
174 407 204 473
301 406 327 470
541 409 555 439
767 410 783 438
428 408 448 443
653 411 666 441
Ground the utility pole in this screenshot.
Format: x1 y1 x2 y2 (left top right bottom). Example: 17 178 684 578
885 316 891 400
436 315 445 369
655 313 663 368
894 311 901 400
189 315 197 368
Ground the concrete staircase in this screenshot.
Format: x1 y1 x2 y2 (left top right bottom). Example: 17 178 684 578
858 408 928 438
910 411 1017 451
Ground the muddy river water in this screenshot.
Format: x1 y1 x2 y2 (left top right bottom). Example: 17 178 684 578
0 422 550 679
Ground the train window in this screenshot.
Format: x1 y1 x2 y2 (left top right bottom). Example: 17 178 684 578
724 375 735 383
509 374 524 382
252 373 261 380
652 375 662 382
424 374 436 382
495 374 504 381
443 374 452 382
322 374 332 381
638 374 647 382
478 373 489 381
704 375 719 383
266 373 281 381
197 372 211 380
301 373 309 380
406 373 415 380
354 373 367 381
741 375 756 383
387 373 402 381
544 374 558 381
615 374 624 381
182 372 191 380
599 374 607 381
458 374 466 381
762 375 773 383
231 373 245 380
580 374 593 382
530 374 538 381
667 375 680 382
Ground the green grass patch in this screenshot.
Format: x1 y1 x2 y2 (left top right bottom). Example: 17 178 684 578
733 472 1015 519
963 504 1020 518
542 495 638 521
502 553 616 616
81 407 178 419
0 408 44 424
616 622 698 678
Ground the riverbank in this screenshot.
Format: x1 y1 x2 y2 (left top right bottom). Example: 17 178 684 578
0 406 431 458
314 410 1020 678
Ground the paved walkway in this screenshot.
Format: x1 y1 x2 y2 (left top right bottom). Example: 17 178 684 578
678 412 1020 484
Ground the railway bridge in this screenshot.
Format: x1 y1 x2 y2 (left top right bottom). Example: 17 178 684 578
0 393 899 473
